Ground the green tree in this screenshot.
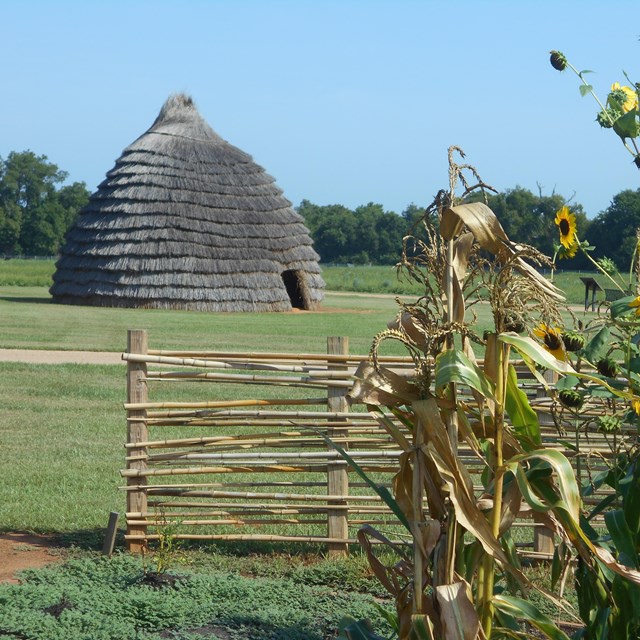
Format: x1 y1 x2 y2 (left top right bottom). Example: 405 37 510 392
586 189 640 270
297 200 412 264
0 151 89 256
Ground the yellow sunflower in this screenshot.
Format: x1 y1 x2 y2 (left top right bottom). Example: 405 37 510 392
555 206 577 250
629 296 640 316
533 324 567 361
610 82 638 114
556 239 578 260
632 397 640 416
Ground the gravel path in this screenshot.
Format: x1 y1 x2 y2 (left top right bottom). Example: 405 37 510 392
0 349 123 365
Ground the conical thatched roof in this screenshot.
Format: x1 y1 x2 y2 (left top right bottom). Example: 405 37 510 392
50 94 324 312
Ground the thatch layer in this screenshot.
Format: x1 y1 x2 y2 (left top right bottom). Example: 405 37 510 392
51 94 324 311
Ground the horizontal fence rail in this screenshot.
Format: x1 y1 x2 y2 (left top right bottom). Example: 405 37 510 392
121 329 626 558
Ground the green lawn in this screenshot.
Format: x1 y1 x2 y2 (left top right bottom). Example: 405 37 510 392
0 258 628 306
0 260 586 637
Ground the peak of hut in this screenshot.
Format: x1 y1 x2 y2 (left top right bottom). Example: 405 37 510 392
50 94 324 312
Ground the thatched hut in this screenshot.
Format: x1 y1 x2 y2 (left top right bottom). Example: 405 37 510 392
50 94 324 311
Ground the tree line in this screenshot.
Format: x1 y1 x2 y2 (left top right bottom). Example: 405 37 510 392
299 189 640 272
0 151 90 256
3 149 640 270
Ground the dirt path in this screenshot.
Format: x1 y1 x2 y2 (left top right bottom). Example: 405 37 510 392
0 533 64 584
0 349 123 365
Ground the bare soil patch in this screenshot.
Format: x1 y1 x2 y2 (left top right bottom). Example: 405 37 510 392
0 532 64 583
0 349 122 365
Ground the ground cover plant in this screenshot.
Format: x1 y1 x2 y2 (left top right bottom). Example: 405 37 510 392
0 553 391 640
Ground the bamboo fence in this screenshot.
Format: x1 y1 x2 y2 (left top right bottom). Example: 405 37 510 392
122 330 625 557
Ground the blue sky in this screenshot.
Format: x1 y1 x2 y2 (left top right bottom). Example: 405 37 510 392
2 0 639 219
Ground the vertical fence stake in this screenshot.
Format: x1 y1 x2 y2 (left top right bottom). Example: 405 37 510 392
327 336 349 556
533 368 557 556
102 511 120 556
126 329 148 553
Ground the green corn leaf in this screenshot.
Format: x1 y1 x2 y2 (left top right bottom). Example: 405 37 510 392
605 510 639 569
314 429 411 532
435 348 495 399
499 333 577 376
506 449 581 521
505 363 541 448
500 333 623 397
493 595 571 640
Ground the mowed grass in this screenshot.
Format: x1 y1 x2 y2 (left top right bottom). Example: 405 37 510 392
0 258 621 305
0 259 601 537
0 287 419 354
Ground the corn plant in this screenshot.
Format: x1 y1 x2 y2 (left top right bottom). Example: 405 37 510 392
337 148 640 640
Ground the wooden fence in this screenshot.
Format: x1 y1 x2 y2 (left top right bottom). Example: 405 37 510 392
121 329 624 558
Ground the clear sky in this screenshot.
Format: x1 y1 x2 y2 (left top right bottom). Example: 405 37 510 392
2 0 639 219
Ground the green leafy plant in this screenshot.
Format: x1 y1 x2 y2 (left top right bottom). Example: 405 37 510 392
143 514 188 578
334 148 640 639
544 207 640 637
550 50 640 168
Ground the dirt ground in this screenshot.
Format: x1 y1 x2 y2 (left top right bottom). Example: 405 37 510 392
0 349 123 365
0 533 64 584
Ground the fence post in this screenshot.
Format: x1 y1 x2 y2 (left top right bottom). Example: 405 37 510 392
126 329 148 553
533 368 557 556
327 336 349 556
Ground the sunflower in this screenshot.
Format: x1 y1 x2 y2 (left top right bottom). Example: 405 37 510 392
554 206 577 250
533 324 566 361
609 82 638 114
632 397 640 416
556 240 578 260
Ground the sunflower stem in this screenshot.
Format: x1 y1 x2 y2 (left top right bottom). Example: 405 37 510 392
566 60 637 159
580 244 626 292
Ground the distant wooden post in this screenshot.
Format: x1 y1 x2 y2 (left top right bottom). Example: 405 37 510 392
534 368 557 556
327 336 349 556
126 329 148 553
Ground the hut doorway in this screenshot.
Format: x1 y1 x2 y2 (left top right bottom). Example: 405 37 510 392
281 270 305 309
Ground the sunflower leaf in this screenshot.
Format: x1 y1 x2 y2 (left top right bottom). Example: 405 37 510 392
582 325 612 363
611 295 637 319
613 109 639 140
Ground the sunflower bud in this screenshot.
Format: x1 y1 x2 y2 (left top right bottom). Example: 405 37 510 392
561 331 585 352
596 107 621 129
558 389 584 409
549 50 567 71
598 415 621 433
597 357 619 378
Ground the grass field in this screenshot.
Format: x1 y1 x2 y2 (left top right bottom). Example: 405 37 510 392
0 259 596 638
0 258 629 305
0 258 607 536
